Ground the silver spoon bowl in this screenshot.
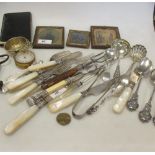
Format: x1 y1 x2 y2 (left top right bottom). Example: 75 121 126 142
111 39 131 58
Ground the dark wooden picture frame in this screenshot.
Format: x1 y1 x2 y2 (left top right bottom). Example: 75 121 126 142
91 26 120 49
33 26 64 49
66 30 90 48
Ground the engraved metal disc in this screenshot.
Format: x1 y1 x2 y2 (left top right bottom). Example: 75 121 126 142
56 113 71 126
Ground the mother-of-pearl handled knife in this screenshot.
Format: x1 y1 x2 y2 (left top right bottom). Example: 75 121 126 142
4 104 39 135
112 72 140 113
49 80 110 113
49 93 82 113
8 83 39 104
5 61 58 83
5 72 39 91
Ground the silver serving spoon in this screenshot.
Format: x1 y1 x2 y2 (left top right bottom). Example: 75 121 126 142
139 69 155 123
113 57 152 114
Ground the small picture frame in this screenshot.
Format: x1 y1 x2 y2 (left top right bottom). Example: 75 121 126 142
66 30 90 48
33 26 64 49
91 26 120 49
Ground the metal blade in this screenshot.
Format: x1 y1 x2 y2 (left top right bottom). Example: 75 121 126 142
50 51 71 61
61 51 82 62
36 64 71 83
87 80 111 96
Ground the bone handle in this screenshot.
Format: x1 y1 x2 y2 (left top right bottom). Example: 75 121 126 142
5 72 38 90
46 80 68 94
8 83 38 105
113 87 132 113
49 92 82 113
4 105 39 135
6 69 29 82
6 61 57 82
28 61 57 71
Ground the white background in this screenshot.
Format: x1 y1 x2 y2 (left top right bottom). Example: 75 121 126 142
0 2 155 152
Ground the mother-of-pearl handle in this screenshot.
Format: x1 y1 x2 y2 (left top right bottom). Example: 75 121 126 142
28 61 57 71
113 87 132 113
6 69 29 82
4 105 39 135
5 72 38 91
49 92 82 113
8 83 38 105
6 61 57 82
112 84 125 97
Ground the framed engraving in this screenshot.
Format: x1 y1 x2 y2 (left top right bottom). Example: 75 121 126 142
91 26 120 49
66 30 90 48
33 26 64 49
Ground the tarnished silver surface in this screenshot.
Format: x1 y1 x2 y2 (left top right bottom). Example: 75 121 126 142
127 78 142 111
130 45 147 62
111 39 131 80
127 93 139 111
27 90 51 108
139 102 152 123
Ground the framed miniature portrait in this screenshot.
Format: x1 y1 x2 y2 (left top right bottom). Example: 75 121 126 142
91 26 120 49
66 30 90 48
33 26 64 49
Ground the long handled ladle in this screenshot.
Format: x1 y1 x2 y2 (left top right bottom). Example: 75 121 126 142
111 39 131 79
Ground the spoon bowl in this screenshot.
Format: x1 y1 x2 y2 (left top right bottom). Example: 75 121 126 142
130 45 147 63
135 57 152 75
111 39 131 58
105 48 117 60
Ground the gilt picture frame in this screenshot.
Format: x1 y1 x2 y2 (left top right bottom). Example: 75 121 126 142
91 26 120 49
33 26 64 49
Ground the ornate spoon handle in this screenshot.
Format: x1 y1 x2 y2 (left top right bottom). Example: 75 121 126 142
127 77 142 111
113 59 121 81
138 87 155 123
